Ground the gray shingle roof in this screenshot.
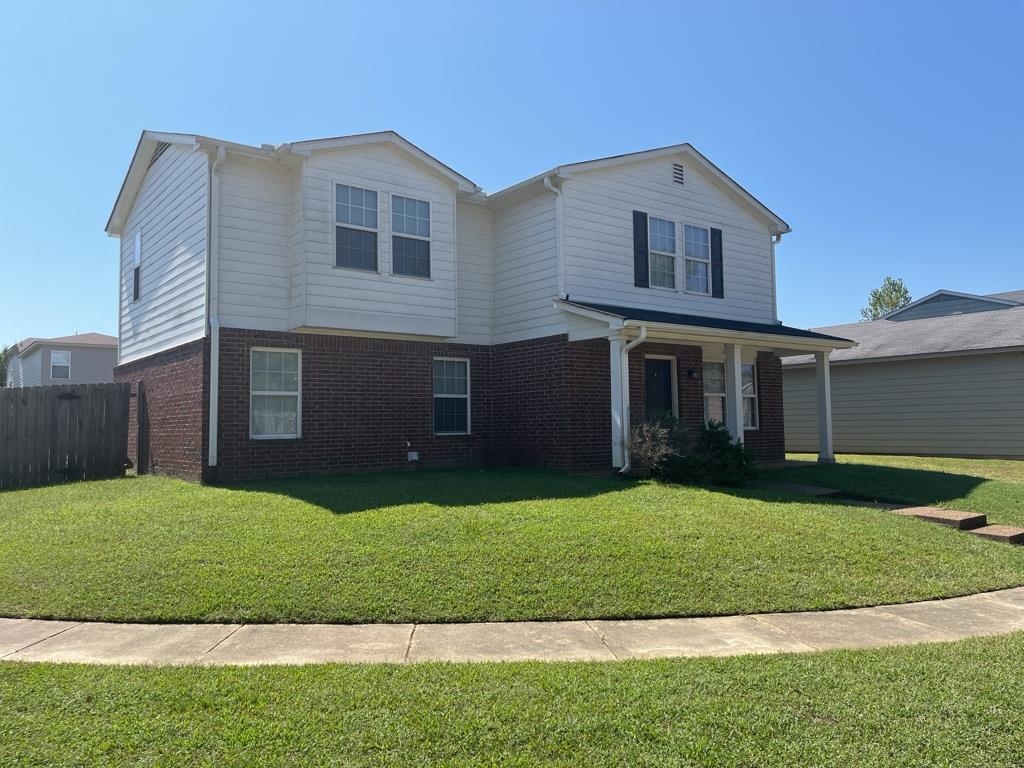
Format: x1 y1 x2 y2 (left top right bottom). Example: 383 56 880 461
782 302 1024 366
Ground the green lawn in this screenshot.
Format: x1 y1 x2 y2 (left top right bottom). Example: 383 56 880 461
3 632 1024 766
2 468 1024 624
773 454 1024 525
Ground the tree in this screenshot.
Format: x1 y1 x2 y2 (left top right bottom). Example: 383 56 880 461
0 346 10 388
860 276 912 321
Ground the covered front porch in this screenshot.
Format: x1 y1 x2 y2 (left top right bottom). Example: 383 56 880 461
555 300 856 470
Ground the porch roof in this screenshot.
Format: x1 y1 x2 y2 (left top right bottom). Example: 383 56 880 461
556 300 856 351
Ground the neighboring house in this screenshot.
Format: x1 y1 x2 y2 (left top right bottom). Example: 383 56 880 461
106 130 852 482
783 289 1024 458
5 333 118 388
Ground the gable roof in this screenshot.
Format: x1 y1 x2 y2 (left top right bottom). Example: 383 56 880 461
107 130 480 236
881 288 1022 320
782 300 1024 367
489 143 790 235
13 333 118 358
988 290 1024 303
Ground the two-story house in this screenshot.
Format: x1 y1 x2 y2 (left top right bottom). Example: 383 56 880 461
106 130 852 482
6 333 118 388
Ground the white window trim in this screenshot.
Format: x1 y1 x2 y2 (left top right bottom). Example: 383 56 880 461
683 223 712 296
648 216 677 291
333 182 381 274
50 350 71 380
742 362 759 430
391 194 432 280
249 347 302 440
433 356 471 435
644 354 678 418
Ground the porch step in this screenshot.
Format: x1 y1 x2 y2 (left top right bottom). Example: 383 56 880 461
892 506 988 531
967 525 1024 546
747 480 843 498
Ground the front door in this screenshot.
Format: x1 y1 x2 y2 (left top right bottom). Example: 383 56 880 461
644 358 674 422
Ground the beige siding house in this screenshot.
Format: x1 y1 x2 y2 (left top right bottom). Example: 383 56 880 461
783 290 1024 458
6 333 118 388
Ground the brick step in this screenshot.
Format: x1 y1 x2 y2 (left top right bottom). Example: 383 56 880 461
968 525 1024 546
748 480 843 498
893 506 988 531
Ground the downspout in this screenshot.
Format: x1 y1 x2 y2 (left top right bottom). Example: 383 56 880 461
770 233 782 324
543 176 567 299
207 145 226 470
618 323 648 475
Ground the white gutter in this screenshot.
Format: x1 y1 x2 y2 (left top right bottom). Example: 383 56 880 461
207 145 226 470
543 176 567 299
618 323 648 475
770 233 782 324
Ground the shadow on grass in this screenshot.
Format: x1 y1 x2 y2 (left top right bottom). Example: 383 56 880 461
758 462 987 507
230 466 633 515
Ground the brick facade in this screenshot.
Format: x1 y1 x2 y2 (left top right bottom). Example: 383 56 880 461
116 329 784 483
114 338 209 482
741 351 785 461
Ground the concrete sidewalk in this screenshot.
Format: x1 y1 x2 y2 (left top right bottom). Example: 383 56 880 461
4 587 1024 666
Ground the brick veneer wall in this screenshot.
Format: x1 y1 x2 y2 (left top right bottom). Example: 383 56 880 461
114 339 208 482
742 351 785 461
628 342 705 437
214 329 494 482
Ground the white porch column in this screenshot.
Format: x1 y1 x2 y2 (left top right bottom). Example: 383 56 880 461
815 351 835 463
724 343 744 441
610 337 625 467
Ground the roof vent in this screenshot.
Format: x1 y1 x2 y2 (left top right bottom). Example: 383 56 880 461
148 142 171 168
672 163 685 185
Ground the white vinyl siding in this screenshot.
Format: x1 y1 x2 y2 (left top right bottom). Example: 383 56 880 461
454 201 492 344
6 350 41 388
218 156 294 331
784 352 1024 457
118 143 208 364
490 191 563 344
300 143 457 337
560 154 776 323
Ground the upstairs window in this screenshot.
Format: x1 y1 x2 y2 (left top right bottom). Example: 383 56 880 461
335 184 378 271
684 224 711 295
392 195 431 278
648 217 676 289
50 350 70 380
250 349 301 439
433 358 469 434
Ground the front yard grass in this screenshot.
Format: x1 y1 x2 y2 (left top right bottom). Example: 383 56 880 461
3 632 1024 766
2 468 1024 624
774 454 1024 525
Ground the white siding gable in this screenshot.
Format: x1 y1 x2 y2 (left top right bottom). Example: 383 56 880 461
560 155 776 324
299 144 458 338
218 156 294 331
119 144 209 363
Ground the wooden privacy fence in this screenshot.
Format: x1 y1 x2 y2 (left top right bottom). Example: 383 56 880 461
0 383 130 490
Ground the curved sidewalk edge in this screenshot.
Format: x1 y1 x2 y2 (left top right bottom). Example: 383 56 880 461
4 587 1024 667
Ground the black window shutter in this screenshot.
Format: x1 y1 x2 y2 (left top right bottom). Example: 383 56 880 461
633 210 649 288
710 228 724 298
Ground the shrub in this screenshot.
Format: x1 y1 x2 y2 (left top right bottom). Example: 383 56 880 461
663 421 760 486
627 420 675 478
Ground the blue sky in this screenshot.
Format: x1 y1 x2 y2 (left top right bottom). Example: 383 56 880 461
1 0 1021 343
